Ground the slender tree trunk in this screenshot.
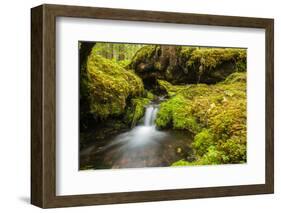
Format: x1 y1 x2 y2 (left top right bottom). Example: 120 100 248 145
118 45 125 61
109 43 114 59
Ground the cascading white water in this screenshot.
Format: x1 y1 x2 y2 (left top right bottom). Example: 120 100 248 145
94 103 165 153
144 105 158 126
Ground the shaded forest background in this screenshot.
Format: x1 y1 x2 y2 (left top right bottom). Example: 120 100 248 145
79 41 247 166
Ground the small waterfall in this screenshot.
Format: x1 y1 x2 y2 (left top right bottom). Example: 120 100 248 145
144 105 158 126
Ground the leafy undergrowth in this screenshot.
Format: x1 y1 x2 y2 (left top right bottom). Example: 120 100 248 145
156 72 247 165
84 52 144 119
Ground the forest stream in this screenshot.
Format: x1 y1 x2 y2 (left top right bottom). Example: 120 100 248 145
79 42 247 169
80 99 194 170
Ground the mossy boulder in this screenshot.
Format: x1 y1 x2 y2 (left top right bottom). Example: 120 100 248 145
80 51 151 146
129 45 246 87
155 94 201 133
84 52 144 120
128 45 162 88
156 76 247 165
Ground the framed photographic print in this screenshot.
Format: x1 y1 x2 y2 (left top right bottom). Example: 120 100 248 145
31 4 274 208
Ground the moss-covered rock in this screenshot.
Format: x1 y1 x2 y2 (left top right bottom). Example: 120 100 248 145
223 72 246 84
124 96 152 127
157 79 188 97
130 45 160 69
80 51 151 147
128 45 162 89
155 93 201 133
156 76 247 165
183 47 246 84
85 52 144 119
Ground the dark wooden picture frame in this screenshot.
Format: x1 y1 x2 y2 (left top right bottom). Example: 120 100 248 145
31 4 274 208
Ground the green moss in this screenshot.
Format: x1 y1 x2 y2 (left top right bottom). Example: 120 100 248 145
172 146 228 166
155 93 201 133
157 80 188 97
223 72 246 84
192 129 215 156
124 90 155 127
125 97 151 127
154 105 173 129
172 106 201 133
155 94 186 129
186 48 247 73
129 45 160 70
146 91 154 100
116 59 131 68
156 78 247 166
221 136 247 163
128 45 247 88
171 160 190 167
235 49 247 72
157 80 172 93
195 146 226 165
129 45 246 87
85 52 144 119
180 47 196 59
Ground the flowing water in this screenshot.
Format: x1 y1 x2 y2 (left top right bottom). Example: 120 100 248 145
80 102 194 170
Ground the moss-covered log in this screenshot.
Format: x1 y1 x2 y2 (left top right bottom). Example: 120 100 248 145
129 45 246 87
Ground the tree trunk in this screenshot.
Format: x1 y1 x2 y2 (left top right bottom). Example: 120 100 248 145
79 42 95 131
79 42 95 71
118 45 125 61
